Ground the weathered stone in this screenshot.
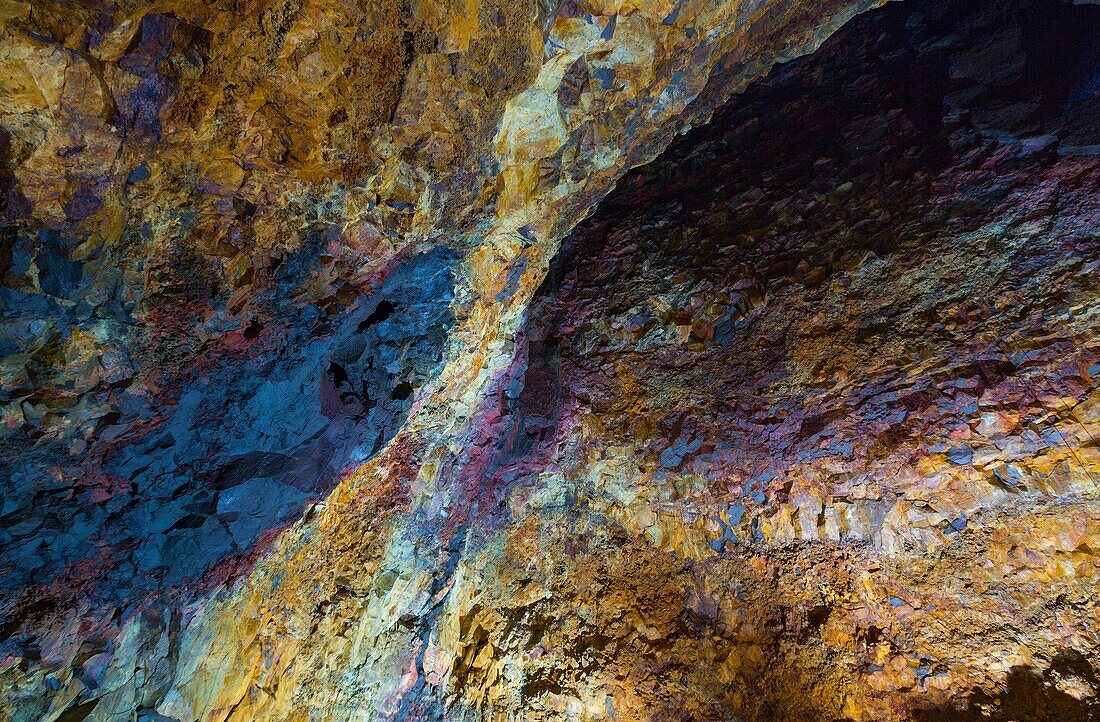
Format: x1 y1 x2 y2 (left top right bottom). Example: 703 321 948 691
3 0 1100 720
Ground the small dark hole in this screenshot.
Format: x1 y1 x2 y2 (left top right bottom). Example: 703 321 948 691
243 318 264 339
96 411 122 429
233 196 257 221
327 362 349 387
56 698 100 722
808 604 830 630
165 513 207 532
392 382 414 401
357 300 396 333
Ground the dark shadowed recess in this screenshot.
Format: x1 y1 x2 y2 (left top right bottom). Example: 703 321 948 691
915 655 1100 721
525 0 1100 485
527 0 1100 472
0 249 456 643
509 0 1100 718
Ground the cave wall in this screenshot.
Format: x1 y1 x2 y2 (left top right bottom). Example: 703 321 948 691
2 0 1099 719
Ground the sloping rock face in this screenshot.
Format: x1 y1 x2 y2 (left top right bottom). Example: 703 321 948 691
2 0 1100 719
1 0 877 619
514 2 1100 718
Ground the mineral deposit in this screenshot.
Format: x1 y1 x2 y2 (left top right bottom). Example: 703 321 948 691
1 0 1098 719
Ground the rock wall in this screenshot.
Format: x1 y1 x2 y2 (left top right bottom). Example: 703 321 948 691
2 0 1099 719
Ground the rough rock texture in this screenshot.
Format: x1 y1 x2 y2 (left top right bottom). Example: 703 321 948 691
2 0 1100 719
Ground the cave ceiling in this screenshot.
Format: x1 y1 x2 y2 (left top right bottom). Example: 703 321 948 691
1 0 1099 720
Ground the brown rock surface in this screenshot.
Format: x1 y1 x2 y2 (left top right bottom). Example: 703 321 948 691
3 0 1100 720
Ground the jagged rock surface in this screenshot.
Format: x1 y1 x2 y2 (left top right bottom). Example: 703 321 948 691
2 0 1100 719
